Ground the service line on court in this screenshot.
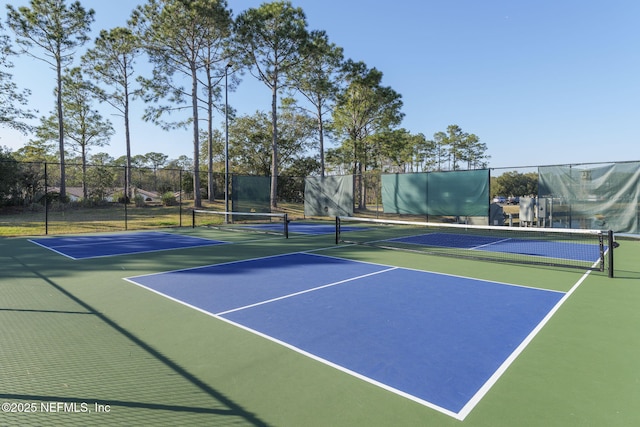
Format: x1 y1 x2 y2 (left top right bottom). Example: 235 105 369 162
214 267 398 316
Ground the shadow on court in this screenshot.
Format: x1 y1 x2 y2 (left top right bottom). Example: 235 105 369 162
3 229 640 426
0 255 270 426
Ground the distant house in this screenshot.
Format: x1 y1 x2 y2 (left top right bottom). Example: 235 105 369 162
133 188 182 204
48 187 123 202
66 187 85 202
133 188 161 203
47 186 178 204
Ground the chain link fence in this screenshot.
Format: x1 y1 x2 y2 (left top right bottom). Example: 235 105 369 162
0 160 309 236
0 161 187 236
2 160 638 235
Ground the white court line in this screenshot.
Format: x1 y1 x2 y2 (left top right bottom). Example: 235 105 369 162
125 248 596 420
456 258 600 420
29 232 230 260
215 266 398 316
124 264 459 419
28 239 78 260
470 237 512 250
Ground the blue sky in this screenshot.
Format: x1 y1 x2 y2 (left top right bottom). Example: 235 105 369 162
1 0 639 169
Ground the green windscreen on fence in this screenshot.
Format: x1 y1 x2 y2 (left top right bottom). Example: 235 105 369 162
382 169 489 216
304 175 353 217
232 175 271 213
381 173 428 215
427 170 489 216
538 162 640 233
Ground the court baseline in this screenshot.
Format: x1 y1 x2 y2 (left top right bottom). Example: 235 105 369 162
30 231 227 259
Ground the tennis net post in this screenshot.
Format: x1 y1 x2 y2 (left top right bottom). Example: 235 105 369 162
608 229 616 278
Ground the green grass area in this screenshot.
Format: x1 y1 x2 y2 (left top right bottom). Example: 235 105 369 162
0 200 308 238
1 226 639 426
0 204 183 237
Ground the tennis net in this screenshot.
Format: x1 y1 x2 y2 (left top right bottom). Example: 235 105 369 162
335 216 615 276
192 210 289 238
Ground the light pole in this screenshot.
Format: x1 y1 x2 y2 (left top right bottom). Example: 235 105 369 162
224 62 232 223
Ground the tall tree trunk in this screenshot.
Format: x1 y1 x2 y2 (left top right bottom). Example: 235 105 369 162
270 85 278 209
207 76 214 202
317 108 325 177
82 144 87 199
192 66 202 208
124 74 132 201
57 57 66 199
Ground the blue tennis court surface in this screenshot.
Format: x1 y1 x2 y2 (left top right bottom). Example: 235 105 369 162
30 231 227 259
126 252 565 419
242 221 361 235
389 232 602 262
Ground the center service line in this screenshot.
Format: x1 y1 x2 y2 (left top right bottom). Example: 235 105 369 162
215 267 398 316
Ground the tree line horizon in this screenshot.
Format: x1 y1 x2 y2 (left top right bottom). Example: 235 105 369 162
1 0 490 209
